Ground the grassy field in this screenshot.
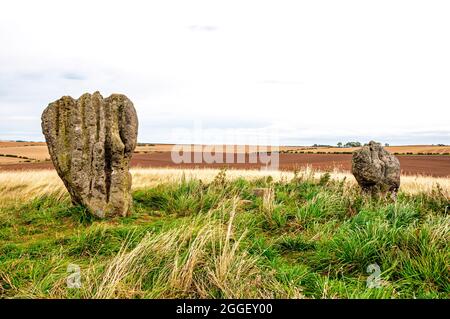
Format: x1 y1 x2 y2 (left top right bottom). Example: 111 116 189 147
0 168 449 298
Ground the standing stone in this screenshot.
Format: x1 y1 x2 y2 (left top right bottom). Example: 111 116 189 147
41 92 138 217
351 141 400 195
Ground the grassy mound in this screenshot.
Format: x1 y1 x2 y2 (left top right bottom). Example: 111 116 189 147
0 169 448 298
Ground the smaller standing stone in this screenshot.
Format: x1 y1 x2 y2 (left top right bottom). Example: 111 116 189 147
351 141 400 196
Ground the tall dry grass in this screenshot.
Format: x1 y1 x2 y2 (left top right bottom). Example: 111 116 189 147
40 200 299 299
0 167 448 205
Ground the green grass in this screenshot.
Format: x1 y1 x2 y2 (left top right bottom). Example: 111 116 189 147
0 170 448 298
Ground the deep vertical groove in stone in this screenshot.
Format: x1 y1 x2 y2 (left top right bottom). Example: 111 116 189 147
63 99 72 178
104 139 112 203
55 106 60 138
96 99 100 141
85 95 94 197
41 92 138 218
118 103 125 150
104 99 114 204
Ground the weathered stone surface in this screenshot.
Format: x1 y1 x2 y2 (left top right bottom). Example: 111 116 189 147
351 141 400 195
41 92 138 217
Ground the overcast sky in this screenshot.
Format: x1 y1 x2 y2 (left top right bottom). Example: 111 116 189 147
1 0 449 145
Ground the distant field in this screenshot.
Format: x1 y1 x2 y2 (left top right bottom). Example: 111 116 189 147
0 142 49 164
0 141 46 148
1 142 449 177
136 144 450 155
0 157 25 164
2 141 449 158
0 146 50 162
281 145 450 154
136 144 278 154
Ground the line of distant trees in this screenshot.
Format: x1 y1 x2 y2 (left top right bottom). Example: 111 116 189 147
312 144 332 147
337 141 362 148
336 142 390 148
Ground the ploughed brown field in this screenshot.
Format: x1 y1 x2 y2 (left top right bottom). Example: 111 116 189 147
1 149 449 177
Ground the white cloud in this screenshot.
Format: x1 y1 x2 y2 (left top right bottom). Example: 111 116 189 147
0 0 449 145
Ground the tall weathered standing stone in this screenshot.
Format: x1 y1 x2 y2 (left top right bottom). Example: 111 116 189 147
41 92 138 217
351 141 400 196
